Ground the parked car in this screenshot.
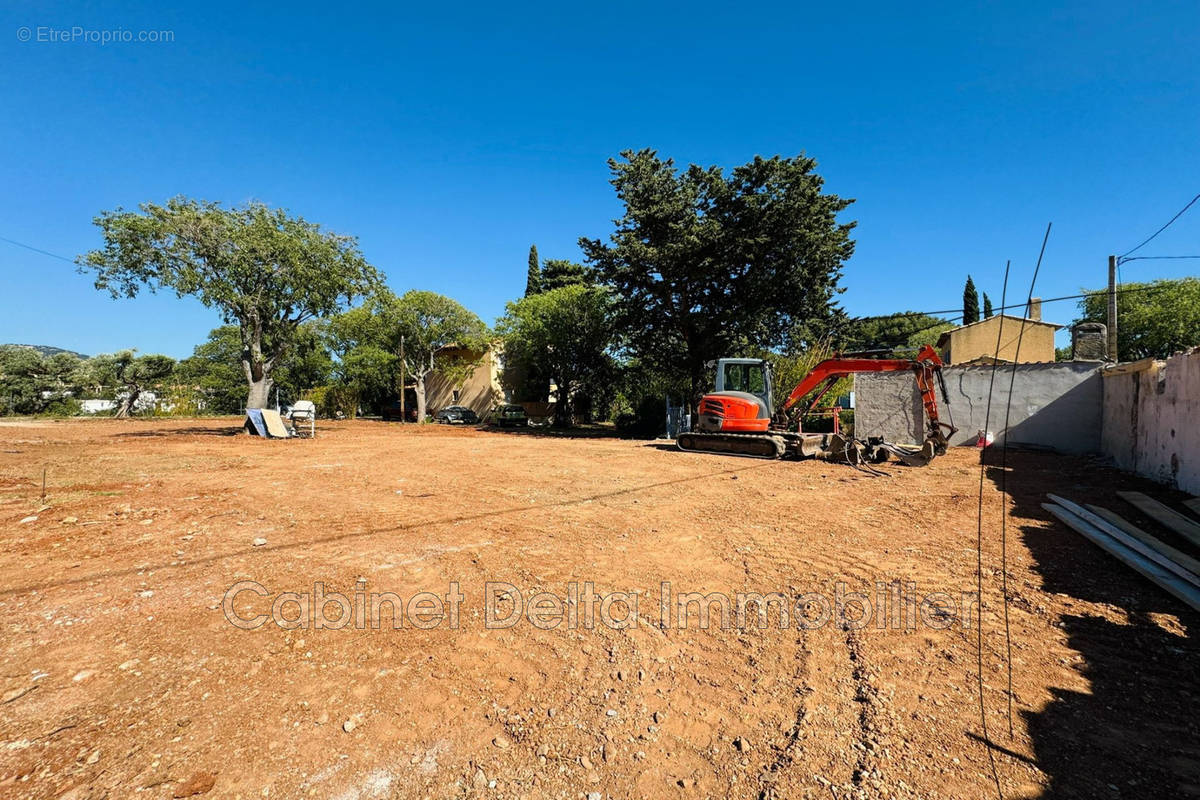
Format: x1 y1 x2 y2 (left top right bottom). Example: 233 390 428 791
381 399 417 422
492 403 528 427
434 405 480 424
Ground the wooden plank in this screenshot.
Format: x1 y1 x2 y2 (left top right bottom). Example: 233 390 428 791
1184 497 1200 519
1099 356 1160 377
1042 503 1200 612
1046 495 1198 588
1087 504 1200 580
1117 491 1200 549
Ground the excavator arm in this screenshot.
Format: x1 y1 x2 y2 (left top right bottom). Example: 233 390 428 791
781 345 956 458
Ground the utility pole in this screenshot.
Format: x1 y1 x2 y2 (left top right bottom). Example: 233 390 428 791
399 335 406 422
1107 255 1119 361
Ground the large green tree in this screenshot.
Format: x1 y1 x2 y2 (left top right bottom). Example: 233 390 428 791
1078 277 1200 360
497 285 616 427
579 150 854 404
78 197 379 409
331 289 489 420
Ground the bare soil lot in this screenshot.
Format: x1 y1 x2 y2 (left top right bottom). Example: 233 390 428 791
1 419 1196 799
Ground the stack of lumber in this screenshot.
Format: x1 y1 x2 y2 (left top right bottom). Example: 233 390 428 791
1042 491 1200 612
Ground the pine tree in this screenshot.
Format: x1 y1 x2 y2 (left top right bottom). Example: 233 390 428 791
524 245 541 296
963 276 980 325
983 292 994 318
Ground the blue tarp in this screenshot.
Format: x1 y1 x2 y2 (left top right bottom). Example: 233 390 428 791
245 408 269 437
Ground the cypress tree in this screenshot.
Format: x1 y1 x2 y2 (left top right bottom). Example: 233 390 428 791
963 276 980 325
524 245 541 296
983 292 994 318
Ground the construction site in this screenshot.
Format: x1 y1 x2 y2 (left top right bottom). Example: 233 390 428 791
1 391 1197 798
3 6 1199 798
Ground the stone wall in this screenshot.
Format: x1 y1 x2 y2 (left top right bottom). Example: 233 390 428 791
1100 349 1200 495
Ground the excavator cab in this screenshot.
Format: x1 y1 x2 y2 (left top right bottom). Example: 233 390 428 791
697 359 774 433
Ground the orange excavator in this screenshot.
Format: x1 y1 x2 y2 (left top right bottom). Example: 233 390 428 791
676 345 956 466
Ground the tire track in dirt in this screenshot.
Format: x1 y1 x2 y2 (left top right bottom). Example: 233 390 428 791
754 619 810 800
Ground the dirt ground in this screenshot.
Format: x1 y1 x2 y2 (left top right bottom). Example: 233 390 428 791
0 418 1197 800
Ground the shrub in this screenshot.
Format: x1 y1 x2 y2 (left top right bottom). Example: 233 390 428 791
306 385 358 419
615 394 665 438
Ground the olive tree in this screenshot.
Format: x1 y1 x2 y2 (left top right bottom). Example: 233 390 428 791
77 350 175 417
78 197 379 409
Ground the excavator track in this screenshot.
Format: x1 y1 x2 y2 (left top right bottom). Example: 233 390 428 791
676 431 787 459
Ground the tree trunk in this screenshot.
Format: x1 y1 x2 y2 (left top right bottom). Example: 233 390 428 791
241 315 277 411
114 387 140 418
246 375 274 410
414 373 428 422
553 380 572 427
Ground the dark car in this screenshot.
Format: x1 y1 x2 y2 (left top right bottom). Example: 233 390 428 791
434 405 480 424
381 400 417 422
492 403 528 427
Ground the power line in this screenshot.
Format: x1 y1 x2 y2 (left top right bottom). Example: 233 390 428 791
1118 192 1200 260
848 283 1182 327
1119 254 1200 262
0 235 77 264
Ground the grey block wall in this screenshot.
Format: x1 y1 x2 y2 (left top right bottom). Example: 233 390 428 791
855 362 1103 454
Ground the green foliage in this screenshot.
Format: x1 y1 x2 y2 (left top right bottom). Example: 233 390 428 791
540 259 589 291
525 245 541 296
1055 345 1072 362
76 350 175 416
1077 277 1200 360
762 338 849 416
174 323 331 413
78 197 379 408
580 149 854 403
0 346 82 414
174 326 246 414
983 293 994 318
305 385 359 419
963 276 980 325
839 313 955 354
497 285 616 427
615 394 668 438
330 289 488 418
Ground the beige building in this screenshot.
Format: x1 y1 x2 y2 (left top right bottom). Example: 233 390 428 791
424 345 504 417
936 302 1060 364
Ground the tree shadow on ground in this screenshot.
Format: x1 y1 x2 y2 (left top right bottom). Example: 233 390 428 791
986 450 1199 799
478 424 629 440
113 425 245 438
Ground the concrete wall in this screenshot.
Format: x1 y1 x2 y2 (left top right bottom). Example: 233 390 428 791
855 362 1103 454
941 315 1058 365
853 371 923 444
1101 349 1200 494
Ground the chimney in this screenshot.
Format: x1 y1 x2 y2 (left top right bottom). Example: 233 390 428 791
1027 297 1042 321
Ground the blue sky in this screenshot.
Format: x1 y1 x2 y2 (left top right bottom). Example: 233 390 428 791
1 0 1197 358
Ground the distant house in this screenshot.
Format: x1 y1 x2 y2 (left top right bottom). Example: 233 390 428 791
423 345 503 418
936 300 1061 365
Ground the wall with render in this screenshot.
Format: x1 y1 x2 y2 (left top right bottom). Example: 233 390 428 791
1100 349 1200 495
854 362 1104 454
